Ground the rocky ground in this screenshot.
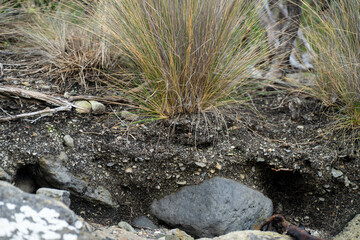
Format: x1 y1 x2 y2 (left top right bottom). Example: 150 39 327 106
0 49 360 239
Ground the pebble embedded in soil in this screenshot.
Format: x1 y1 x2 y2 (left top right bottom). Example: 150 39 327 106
120 110 139 121
90 100 106 115
74 100 92 113
331 168 343 178
118 221 136 232
63 135 75 148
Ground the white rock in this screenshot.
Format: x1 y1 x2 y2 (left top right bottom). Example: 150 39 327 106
63 135 74 148
331 168 343 178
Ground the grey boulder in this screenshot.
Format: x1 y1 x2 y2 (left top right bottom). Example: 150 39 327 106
0 181 88 240
151 177 273 238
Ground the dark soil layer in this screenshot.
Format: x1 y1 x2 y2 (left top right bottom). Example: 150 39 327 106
1 51 360 239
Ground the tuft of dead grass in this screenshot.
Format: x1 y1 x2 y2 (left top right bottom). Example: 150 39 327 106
0 1 19 39
91 0 270 119
302 0 360 136
18 2 120 90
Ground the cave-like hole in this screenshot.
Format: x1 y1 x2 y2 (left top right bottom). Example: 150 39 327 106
13 164 40 193
13 164 52 193
258 165 315 212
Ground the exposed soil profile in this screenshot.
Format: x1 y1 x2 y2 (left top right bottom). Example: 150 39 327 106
0 51 359 239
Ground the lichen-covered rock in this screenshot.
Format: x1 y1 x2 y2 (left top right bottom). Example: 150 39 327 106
198 230 293 240
151 177 273 238
0 181 89 240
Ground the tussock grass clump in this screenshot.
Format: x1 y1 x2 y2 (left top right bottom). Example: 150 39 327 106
93 0 269 119
302 1 360 132
19 3 120 90
0 1 19 38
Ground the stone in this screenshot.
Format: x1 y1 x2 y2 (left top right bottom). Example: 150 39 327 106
36 188 71 207
118 221 135 232
0 167 11 182
120 111 138 121
168 229 194 240
331 168 343 178
90 225 146 240
64 135 75 148
132 216 158 229
89 101 106 115
198 230 293 240
38 154 118 207
74 101 92 114
0 180 89 240
151 177 273 238
333 214 360 240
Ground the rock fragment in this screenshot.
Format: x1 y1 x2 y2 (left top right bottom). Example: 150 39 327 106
38 154 118 207
0 167 11 182
118 221 135 232
63 135 75 148
89 100 106 115
74 101 92 114
133 216 158 230
120 111 138 121
331 168 343 178
36 188 71 207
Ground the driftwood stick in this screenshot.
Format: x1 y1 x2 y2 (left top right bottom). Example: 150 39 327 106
0 86 72 107
66 94 130 104
0 86 74 122
0 105 71 122
0 85 134 121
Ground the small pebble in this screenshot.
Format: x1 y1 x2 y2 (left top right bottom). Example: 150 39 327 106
331 168 343 178
118 221 135 233
63 135 75 148
74 101 92 113
90 100 106 115
120 111 138 121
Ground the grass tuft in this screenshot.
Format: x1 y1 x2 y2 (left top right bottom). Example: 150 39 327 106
302 0 360 133
19 2 120 90
92 0 269 119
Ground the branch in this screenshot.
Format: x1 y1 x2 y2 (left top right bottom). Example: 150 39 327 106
0 105 71 122
0 86 133 122
0 86 74 122
0 86 72 107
